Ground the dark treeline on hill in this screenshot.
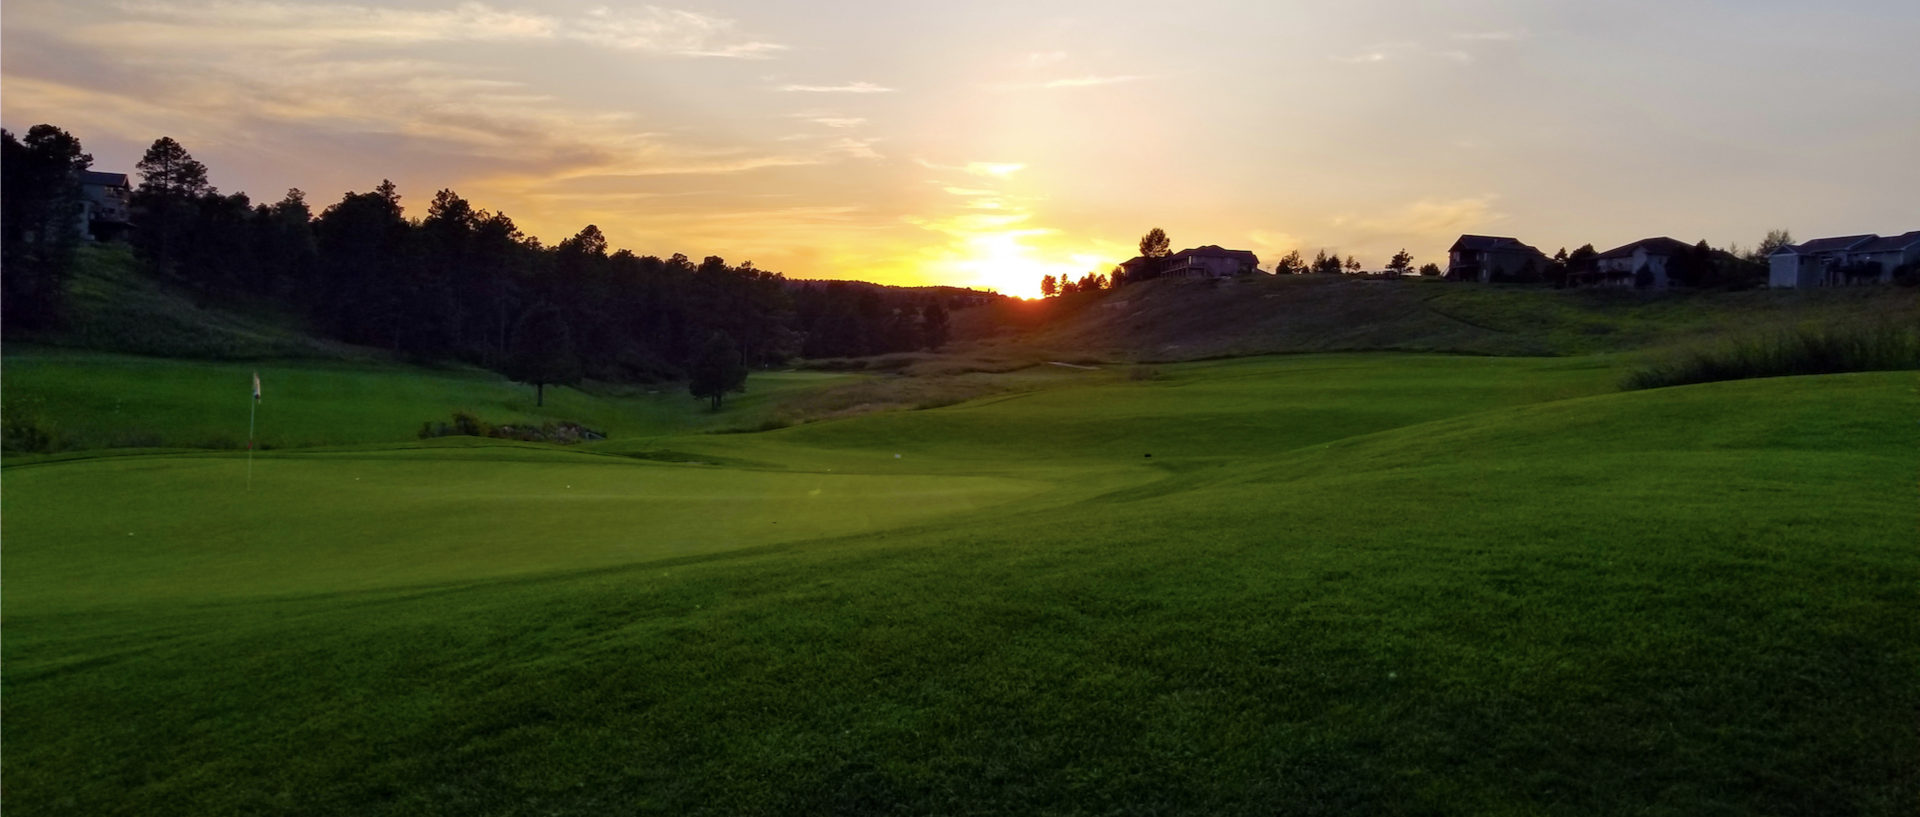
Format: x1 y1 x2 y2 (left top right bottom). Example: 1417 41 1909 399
2 125 977 387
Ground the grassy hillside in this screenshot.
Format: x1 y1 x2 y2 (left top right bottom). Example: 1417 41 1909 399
5 353 1914 815
957 274 1920 363
20 244 373 360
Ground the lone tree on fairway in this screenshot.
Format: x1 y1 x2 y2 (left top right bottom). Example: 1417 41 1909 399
504 305 579 407
689 331 748 411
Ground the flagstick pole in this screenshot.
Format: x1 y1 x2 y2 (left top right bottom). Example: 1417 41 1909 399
247 394 256 491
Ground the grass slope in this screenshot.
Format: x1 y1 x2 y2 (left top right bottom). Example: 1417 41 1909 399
965 274 1920 362
23 244 371 360
4 354 1915 815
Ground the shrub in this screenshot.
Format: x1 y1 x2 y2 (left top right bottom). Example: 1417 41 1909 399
1624 323 1920 390
2 406 58 453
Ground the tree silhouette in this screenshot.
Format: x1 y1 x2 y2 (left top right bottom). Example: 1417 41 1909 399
921 301 950 350
1 125 92 333
689 331 748 410
1754 228 1794 261
133 137 213 278
1040 274 1058 297
1139 228 1171 258
1386 249 1413 273
1273 250 1305 274
504 305 580 407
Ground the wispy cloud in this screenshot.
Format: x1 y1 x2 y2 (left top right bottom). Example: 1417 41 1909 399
798 115 868 128
1041 74 1145 89
965 162 1024 178
777 81 895 93
914 159 1024 177
1334 40 1485 65
1024 51 1068 68
1453 29 1527 42
88 1 785 58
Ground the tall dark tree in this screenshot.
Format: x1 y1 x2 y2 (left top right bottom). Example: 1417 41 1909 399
1 125 92 333
313 182 410 347
256 188 316 297
1386 249 1413 274
921 301 950 350
1040 274 1058 297
1273 250 1306 274
132 137 213 278
688 331 748 411
1566 244 1599 284
504 306 580 406
1139 227 1171 258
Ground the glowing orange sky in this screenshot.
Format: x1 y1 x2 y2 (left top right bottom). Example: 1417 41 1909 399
5 1 1918 298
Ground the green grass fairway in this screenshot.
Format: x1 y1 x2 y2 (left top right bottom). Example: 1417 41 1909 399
5 353 1915 816
2 347 854 451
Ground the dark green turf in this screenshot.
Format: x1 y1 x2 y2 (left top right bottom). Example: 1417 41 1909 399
4 355 1914 816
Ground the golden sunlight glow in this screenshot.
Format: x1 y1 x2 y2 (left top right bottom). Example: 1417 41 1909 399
923 230 1110 299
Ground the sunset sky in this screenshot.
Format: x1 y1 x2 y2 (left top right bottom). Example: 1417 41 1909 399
5 0 1917 296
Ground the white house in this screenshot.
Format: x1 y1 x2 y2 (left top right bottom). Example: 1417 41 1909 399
1848 231 1920 280
1768 233 1902 288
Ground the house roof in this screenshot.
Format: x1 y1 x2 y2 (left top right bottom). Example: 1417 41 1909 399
1595 236 1695 260
78 170 130 187
1449 234 1544 255
1779 234 1877 255
1853 230 1920 253
1168 245 1258 263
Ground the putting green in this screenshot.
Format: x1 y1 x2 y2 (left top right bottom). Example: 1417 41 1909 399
3 448 1042 612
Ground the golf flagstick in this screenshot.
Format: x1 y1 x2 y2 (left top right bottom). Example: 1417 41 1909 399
248 371 260 489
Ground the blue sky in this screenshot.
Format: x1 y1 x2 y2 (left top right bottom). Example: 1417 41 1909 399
5 0 1916 294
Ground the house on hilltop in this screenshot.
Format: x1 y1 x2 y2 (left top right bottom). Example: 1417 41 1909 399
1766 233 1919 287
1446 235 1549 282
1114 245 1260 281
1161 245 1259 278
1575 236 1695 289
1852 232 1920 278
77 170 132 241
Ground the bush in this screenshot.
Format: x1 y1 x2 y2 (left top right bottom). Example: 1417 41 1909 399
2 406 59 453
418 411 604 444
1624 323 1920 390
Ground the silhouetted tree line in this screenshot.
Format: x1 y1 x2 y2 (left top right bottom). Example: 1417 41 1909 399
4 126 965 389
2 125 93 331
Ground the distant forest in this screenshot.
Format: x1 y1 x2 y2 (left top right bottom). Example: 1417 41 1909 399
3 125 981 386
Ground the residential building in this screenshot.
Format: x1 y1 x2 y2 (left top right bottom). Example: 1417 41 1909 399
1160 245 1259 278
1848 231 1920 280
1578 236 1695 289
1115 246 1260 280
1446 235 1549 282
1768 234 1882 288
77 170 132 241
